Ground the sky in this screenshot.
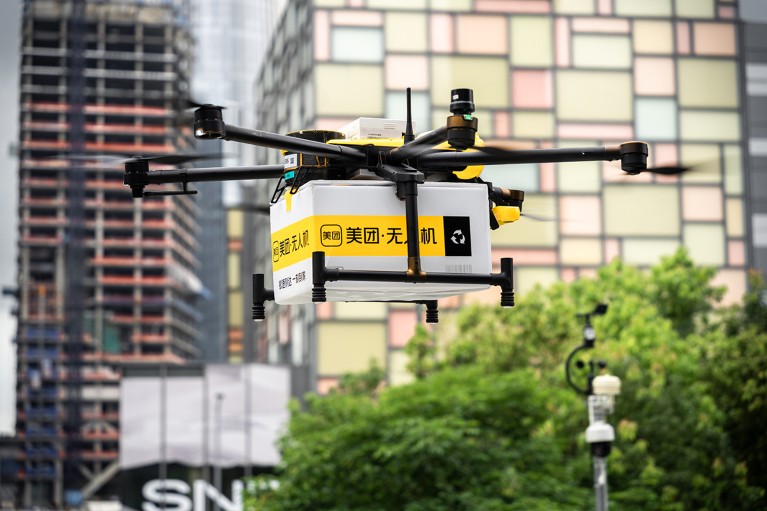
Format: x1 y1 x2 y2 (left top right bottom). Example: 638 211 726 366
0 0 21 435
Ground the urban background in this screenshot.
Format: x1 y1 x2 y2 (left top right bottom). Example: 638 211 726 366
1 0 766 509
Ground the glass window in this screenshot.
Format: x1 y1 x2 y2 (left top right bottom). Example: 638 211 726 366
682 186 723 221
616 0 672 16
573 35 631 69
385 12 428 52
560 238 602 265
684 224 725 265
633 20 674 54
331 27 384 63
634 57 675 96
317 322 386 375
315 64 384 116
676 0 715 18
556 71 632 121
636 98 678 141
678 59 738 108
431 56 510 108
604 185 680 236
554 0 596 14
680 111 740 142
513 111 554 138
510 16 553 67
457 15 507 54
623 239 680 265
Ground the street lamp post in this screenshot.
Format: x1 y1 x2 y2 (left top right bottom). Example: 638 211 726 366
565 304 621 511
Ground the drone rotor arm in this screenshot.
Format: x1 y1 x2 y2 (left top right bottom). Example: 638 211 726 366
144 165 285 185
417 146 622 168
204 124 367 163
386 126 448 164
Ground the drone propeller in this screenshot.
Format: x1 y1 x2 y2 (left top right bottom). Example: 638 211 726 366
641 165 689 175
181 98 226 110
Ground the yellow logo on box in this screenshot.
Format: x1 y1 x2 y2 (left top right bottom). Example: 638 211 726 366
271 215 448 271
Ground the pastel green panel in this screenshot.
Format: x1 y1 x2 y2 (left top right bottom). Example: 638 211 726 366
370 0 426 8
227 253 240 288
680 144 722 184
573 35 632 69
633 21 674 54
678 59 738 108
389 350 415 386
385 12 428 52
558 163 601 193
604 185 680 236
491 195 558 247
615 0 672 16
318 322 387 375
331 27 384 63
335 302 388 320
513 111 554 138
635 98 678 141
675 0 715 18
228 291 243 326
554 0 595 14
680 111 740 142
724 144 743 194
386 91 431 131
725 198 744 237
510 17 553 67
684 224 725 265
480 164 539 192
516 267 559 296
227 209 244 237
315 0 344 6
431 0 472 10
623 239 681 265
315 64 383 116
557 71 632 121
431 56 510 108
560 238 603 265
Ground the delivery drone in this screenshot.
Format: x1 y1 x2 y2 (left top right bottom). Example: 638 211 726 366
124 88 677 323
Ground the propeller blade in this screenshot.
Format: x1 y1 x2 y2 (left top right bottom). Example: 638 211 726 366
182 98 226 110
520 212 555 222
642 166 689 175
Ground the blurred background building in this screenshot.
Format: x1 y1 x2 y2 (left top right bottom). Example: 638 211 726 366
14 0 199 506
244 0 766 394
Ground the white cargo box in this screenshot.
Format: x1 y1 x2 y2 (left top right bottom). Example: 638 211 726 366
337 118 409 140
270 180 491 304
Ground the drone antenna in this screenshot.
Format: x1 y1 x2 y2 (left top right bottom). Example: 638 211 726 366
403 87 415 144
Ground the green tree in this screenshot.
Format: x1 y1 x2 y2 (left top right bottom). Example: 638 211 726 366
245 250 766 510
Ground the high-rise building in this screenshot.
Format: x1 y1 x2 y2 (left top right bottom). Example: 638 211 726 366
247 0 763 394
14 0 198 506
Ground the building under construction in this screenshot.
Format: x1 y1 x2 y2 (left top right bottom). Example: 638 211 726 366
15 0 199 506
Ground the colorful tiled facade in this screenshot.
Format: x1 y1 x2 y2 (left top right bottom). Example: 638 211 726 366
247 0 752 392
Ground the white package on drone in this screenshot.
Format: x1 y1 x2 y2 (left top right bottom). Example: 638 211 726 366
269 180 492 304
337 118 409 140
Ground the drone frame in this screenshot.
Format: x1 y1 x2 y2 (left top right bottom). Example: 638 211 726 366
123 88 650 323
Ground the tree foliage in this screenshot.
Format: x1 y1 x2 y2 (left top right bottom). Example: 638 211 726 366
246 249 766 510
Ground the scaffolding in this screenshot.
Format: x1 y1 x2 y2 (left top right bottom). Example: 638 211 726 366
15 0 198 507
